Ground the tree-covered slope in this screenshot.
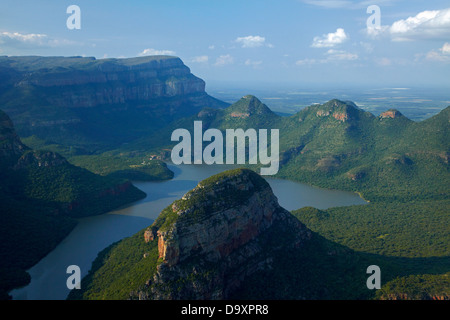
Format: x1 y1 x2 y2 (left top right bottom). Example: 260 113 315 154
122 96 449 299
0 109 147 299
68 169 449 300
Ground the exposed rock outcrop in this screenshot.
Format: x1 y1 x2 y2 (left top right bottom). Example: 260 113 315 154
0 110 28 163
14 151 68 169
314 99 362 123
133 169 311 300
379 109 403 119
0 55 228 147
333 112 349 122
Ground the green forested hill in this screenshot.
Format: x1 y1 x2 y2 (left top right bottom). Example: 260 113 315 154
0 109 147 299
125 96 448 203
68 170 449 300
3 91 449 300
116 96 449 299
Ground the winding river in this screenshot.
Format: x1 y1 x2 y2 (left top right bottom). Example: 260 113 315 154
11 164 367 300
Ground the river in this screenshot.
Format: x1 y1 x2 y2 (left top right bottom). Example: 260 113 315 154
10 164 367 300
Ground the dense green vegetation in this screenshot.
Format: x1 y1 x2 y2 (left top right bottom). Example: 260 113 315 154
375 273 450 300
293 201 449 258
2 82 448 300
68 229 160 300
0 109 147 299
232 228 450 300
71 97 448 300
0 195 77 299
69 199 450 300
68 154 174 181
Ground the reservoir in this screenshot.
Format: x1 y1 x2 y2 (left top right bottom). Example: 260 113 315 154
11 164 367 300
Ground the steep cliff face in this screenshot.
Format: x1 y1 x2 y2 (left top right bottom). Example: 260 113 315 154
0 108 146 218
19 56 206 107
0 107 148 299
379 109 403 119
0 110 27 164
0 55 227 149
134 169 311 299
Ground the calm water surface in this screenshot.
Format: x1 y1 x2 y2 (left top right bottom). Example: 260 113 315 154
11 164 366 300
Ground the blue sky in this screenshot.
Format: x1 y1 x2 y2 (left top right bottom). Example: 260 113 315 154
0 0 449 88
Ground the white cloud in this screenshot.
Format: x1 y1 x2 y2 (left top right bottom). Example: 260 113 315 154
0 31 48 44
235 35 272 48
389 8 450 41
296 49 358 65
326 49 358 60
191 55 209 63
426 50 450 62
296 58 318 65
208 45 215 50
214 54 234 66
365 25 390 38
311 28 348 48
139 48 176 56
441 42 450 54
245 59 263 68
426 42 450 63
0 31 80 51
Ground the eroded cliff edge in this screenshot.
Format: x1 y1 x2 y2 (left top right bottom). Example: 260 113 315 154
133 168 311 299
0 55 227 148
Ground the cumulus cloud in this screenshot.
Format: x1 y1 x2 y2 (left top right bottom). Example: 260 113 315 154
139 48 176 56
0 31 78 49
390 8 450 41
426 42 450 63
0 31 48 45
311 28 348 48
370 8 450 41
235 35 272 48
214 54 234 66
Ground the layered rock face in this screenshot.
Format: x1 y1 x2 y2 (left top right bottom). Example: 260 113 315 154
135 169 311 300
379 109 403 119
0 55 227 147
19 56 206 108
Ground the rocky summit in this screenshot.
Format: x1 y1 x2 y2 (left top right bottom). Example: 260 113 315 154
133 168 311 299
